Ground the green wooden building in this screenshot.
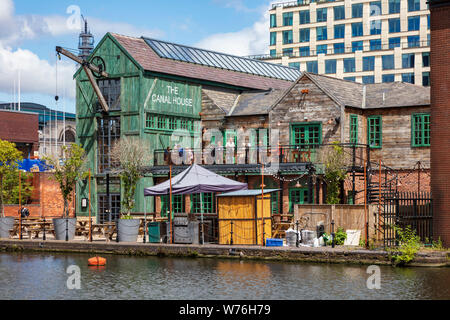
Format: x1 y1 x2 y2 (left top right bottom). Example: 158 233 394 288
74 33 299 222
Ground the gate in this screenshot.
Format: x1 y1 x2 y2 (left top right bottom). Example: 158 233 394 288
382 192 433 247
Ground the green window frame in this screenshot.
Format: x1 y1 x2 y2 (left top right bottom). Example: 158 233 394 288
289 188 310 212
160 194 184 217
350 115 358 144
291 123 322 149
191 193 215 214
412 114 430 147
368 116 382 148
271 192 279 215
145 113 195 133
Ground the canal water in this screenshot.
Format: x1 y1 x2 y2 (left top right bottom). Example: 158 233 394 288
0 252 448 300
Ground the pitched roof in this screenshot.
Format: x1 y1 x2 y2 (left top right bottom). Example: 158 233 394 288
227 89 286 116
111 33 299 90
303 73 430 109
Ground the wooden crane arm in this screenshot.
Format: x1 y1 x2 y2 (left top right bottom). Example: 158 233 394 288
56 46 109 113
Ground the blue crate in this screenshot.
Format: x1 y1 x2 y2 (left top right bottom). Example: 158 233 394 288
265 238 283 247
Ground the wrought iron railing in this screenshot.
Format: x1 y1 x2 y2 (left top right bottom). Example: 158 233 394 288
153 143 368 168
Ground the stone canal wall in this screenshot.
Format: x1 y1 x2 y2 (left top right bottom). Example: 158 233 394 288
0 240 448 267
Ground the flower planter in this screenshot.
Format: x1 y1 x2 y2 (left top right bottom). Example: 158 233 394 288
53 218 77 241
117 219 140 242
0 217 15 239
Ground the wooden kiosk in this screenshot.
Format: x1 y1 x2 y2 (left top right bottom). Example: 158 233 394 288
217 189 279 245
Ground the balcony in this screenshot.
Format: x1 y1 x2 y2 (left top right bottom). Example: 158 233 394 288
148 144 368 176
271 0 344 10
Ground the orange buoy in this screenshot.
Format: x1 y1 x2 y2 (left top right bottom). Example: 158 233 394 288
88 256 106 266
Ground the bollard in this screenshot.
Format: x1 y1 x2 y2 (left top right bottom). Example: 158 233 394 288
296 220 299 247
331 219 335 248
43 217 46 241
230 221 234 246
65 218 69 242
262 219 266 247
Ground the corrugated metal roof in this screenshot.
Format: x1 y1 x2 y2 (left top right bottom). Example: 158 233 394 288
143 37 301 82
217 189 280 197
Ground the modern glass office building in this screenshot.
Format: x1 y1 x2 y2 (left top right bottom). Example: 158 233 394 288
258 0 430 85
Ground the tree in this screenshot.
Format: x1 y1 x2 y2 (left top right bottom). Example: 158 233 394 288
110 137 150 218
0 139 23 217
318 142 348 204
45 144 87 218
2 169 33 205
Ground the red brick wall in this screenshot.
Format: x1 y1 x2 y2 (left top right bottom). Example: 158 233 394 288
1 172 75 218
0 110 39 154
430 1 450 246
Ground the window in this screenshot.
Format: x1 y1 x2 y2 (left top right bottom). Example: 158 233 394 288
368 116 382 148
352 41 364 52
402 73 415 84
283 12 293 26
316 8 327 22
382 74 395 82
352 22 363 37
98 194 121 223
408 35 420 48
382 55 395 70
283 30 293 44
270 32 277 45
299 10 310 24
307 61 318 73
97 117 120 173
422 72 430 86
362 75 375 84
291 123 321 147
408 16 420 31
316 26 327 41
289 188 310 212
271 192 279 215
344 77 356 82
289 62 301 70
299 28 310 43
389 0 401 13
408 0 421 11
389 37 401 49
325 59 337 74
191 193 215 214
283 48 294 57
370 21 382 35
352 3 363 18
270 14 277 28
146 113 194 132
344 58 355 73
370 1 382 16
427 15 430 29
363 56 375 71
389 18 401 33
350 115 358 144
334 42 345 54
98 79 121 110
412 114 430 147
300 46 310 57
423 52 430 67
370 39 382 51
270 49 277 57
402 53 415 68
334 6 345 20
334 24 345 39
161 195 184 216
317 44 327 54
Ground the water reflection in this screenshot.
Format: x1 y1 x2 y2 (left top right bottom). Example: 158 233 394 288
0 252 448 300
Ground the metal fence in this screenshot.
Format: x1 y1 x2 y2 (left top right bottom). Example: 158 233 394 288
382 192 433 247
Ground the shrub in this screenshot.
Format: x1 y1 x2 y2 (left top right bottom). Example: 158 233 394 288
389 225 421 266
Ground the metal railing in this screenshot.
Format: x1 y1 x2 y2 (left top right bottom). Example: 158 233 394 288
153 143 368 168
271 0 342 10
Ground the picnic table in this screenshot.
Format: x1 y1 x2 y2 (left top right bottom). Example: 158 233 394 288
76 222 117 242
10 219 54 239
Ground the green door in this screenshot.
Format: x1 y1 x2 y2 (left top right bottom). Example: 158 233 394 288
289 188 310 212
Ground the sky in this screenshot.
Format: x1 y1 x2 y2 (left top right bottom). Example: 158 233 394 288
0 0 275 114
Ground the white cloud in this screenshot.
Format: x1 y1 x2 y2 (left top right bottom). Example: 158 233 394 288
195 2 272 56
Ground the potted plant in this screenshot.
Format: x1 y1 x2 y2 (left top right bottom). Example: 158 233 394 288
0 139 23 238
45 144 87 240
111 137 150 242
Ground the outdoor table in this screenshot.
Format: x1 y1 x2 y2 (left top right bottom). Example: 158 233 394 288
11 220 54 239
